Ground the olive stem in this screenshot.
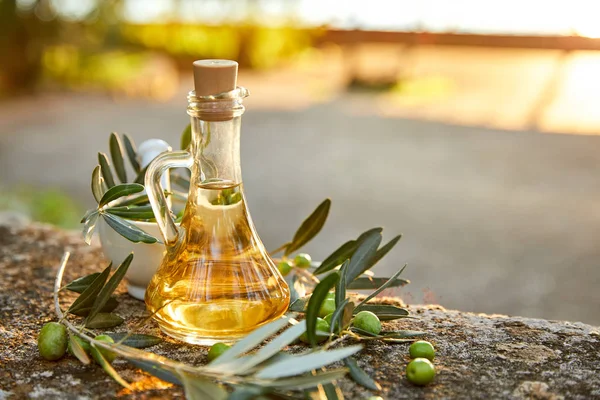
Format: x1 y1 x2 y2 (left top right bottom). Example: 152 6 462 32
269 242 291 255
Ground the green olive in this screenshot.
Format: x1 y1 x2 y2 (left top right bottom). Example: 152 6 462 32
318 298 336 318
299 318 330 344
38 322 68 361
207 342 231 362
406 358 436 385
352 311 382 335
91 334 116 364
293 253 312 268
323 313 339 331
277 260 293 276
409 340 435 361
227 192 242 204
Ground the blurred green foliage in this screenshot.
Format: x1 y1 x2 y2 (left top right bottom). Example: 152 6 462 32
0 0 318 98
41 47 160 95
0 187 83 229
121 23 317 70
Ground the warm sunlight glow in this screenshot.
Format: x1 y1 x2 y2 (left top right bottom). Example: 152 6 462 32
572 13 600 38
119 0 600 39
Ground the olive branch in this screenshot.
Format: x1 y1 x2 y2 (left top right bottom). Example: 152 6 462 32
52 195 424 399
80 130 190 245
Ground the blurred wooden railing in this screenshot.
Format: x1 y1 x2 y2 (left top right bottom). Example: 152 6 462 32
319 30 600 51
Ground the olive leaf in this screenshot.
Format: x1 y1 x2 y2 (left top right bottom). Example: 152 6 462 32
91 166 105 204
180 374 228 400
379 330 426 339
288 274 301 304
65 272 101 293
349 327 380 338
85 312 125 329
127 359 181 384
254 345 362 379
106 205 155 220
356 265 407 307
237 352 293 376
114 193 149 207
107 333 162 349
368 234 401 269
313 227 388 276
181 123 192 150
86 253 133 323
82 211 99 245
101 213 158 244
340 301 355 331
346 277 409 290
356 227 383 242
306 272 339 347
228 386 266 400
99 183 144 207
335 260 349 309
313 240 356 275
109 132 128 183
98 152 116 188
264 369 349 390
353 304 409 321
134 164 148 184
345 230 382 284
349 327 423 342
208 317 291 367
122 133 141 173
80 208 97 224
68 263 111 314
344 357 381 391
92 344 131 389
69 296 119 317
209 321 308 375
289 296 310 312
322 382 343 399
100 175 109 193
328 298 351 335
69 334 91 365
285 199 331 256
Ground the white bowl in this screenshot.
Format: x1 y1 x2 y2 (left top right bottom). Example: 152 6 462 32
98 218 169 300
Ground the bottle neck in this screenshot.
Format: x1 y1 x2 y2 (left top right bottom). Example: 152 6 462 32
186 88 248 187
189 116 242 186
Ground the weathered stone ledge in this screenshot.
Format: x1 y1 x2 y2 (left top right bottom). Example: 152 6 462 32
1 224 599 399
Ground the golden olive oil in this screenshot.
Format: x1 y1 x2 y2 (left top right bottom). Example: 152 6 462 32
145 181 290 344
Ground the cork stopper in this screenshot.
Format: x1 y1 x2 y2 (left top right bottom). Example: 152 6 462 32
193 59 238 96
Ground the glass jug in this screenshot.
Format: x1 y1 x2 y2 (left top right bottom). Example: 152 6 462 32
144 60 290 345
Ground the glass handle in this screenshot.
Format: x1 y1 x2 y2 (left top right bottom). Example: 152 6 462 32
145 150 193 244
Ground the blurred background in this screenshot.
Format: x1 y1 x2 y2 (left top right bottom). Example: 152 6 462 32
2 0 600 325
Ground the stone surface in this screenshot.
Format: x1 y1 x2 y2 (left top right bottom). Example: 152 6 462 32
1 224 599 399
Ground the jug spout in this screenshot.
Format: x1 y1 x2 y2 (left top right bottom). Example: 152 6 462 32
144 60 290 345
